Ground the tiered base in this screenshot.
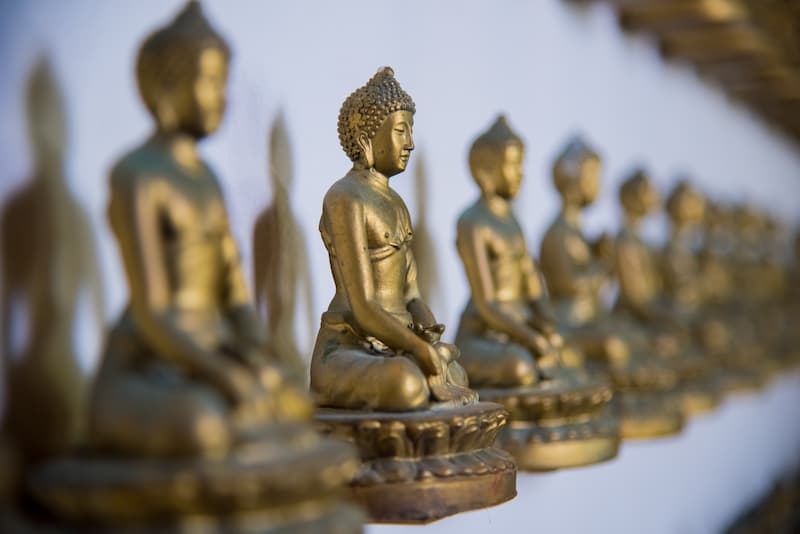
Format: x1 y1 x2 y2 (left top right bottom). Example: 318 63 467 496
478 380 619 471
25 423 363 533
615 391 684 439
315 402 516 523
679 376 722 417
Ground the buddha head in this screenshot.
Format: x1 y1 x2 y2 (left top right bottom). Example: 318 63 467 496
136 1 230 138
26 57 67 173
468 115 524 200
338 67 416 177
552 136 601 208
666 179 706 227
619 169 660 219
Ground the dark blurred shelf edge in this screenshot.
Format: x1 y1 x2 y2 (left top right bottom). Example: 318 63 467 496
725 470 800 534
567 0 800 147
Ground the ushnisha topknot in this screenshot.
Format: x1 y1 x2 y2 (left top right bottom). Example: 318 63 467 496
470 114 523 154
552 135 599 193
337 67 416 162
136 0 231 117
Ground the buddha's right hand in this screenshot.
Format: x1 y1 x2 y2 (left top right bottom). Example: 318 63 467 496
412 342 446 377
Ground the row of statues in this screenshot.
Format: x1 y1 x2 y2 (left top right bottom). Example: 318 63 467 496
1 1 799 530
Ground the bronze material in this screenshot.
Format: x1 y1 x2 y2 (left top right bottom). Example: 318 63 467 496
540 137 684 439
615 170 720 417
23 3 363 531
253 113 314 367
453 116 619 470
311 67 516 522
0 57 105 496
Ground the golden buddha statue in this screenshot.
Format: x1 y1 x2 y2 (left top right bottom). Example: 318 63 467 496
1 58 104 500
662 181 706 316
253 113 314 368
615 170 719 416
698 202 767 391
311 68 516 523
540 138 683 439
453 115 618 471
24 4 362 531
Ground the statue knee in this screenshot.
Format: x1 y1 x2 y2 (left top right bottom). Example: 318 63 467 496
380 358 430 411
504 346 537 386
178 402 231 457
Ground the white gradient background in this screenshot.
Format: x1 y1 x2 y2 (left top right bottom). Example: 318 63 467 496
1 1 799 533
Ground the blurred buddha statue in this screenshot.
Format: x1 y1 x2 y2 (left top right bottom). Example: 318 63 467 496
253 113 314 368
311 68 516 523
540 139 682 439
454 115 618 470
662 180 706 316
25 4 362 531
614 171 719 415
0 57 104 499
698 202 767 391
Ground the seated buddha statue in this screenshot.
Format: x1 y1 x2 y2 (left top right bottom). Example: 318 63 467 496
453 115 618 470
615 171 719 415
540 139 682 439
310 68 471 412
310 68 516 523
662 180 707 317
698 202 767 390
25 4 362 531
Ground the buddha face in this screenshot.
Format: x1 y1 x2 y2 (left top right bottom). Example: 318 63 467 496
471 144 523 200
622 177 660 218
370 110 414 177
671 189 705 225
494 144 523 199
155 47 228 138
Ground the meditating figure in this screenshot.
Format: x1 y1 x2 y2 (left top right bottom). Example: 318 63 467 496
26 5 362 533
310 68 515 523
455 116 580 387
615 171 718 415
453 116 618 470
540 139 682 438
90 1 311 459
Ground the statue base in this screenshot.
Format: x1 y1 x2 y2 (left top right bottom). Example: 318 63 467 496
315 402 516 524
679 377 722 417
717 366 766 395
615 391 684 439
25 422 364 533
477 379 619 471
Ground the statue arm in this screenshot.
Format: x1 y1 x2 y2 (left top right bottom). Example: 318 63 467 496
324 192 437 373
614 239 655 320
110 177 231 379
457 222 550 354
521 255 558 336
219 206 266 351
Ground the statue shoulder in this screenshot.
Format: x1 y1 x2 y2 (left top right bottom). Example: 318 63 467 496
456 201 487 235
109 144 157 191
322 173 366 211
